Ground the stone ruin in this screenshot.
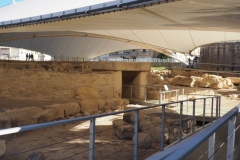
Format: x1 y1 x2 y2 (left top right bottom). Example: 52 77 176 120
0 87 129 129
147 69 240 100
112 105 194 149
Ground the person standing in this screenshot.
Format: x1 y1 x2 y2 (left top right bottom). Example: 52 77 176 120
26 53 28 61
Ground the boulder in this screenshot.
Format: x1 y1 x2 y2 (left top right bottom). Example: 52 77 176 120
194 80 210 88
95 99 105 111
113 119 134 139
172 76 195 87
226 77 240 85
209 82 223 89
63 102 80 116
224 78 234 87
145 127 169 143
133 133 152 149
80 100 98 113
202 77 219 84
3 107 40 127
123 99 129 105
0 140 6 157
123 107 177 124
75 87 101 101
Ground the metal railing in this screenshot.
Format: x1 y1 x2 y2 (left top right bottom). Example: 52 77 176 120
0 96 221 160
147 104 240 160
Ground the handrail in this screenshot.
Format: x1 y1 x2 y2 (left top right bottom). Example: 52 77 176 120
0 95 221 160
0 96 217 136
147 104 240 160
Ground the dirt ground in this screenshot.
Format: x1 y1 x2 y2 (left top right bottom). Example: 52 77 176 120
0 88 240 160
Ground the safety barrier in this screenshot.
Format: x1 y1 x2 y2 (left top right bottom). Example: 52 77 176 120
147 104 240 160
0 96 221 160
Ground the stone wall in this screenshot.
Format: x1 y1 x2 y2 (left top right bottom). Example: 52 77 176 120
0 68 114 99
200 42 240 71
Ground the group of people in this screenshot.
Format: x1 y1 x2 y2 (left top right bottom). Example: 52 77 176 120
26 53 34 61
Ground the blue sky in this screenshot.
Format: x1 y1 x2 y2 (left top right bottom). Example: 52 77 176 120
0 0 23 7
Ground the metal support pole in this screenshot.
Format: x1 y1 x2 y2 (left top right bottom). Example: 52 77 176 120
134 110 139 160
238 133 240 160
89 118 96 160
179 102 183 140
208 133 215 160
227 117 236 160
192 100 196 132
161 105 165 151
130 86 133 100
203 99 206 127
219 96 221 117
211 97 214 122
216 97 219 119
159 89 162 105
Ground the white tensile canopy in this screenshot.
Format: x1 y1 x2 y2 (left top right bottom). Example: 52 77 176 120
0 0 240 59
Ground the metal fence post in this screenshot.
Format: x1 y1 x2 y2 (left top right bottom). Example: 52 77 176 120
203 98 206 127
179 102 183 140
161 105 165 151
192 99 196 132
134 110 139 160
208 133 215 160
216 97 219 119
219 96 221 117
211 97 214 122
159 89 162 104
89 118 96 160
227 117 236 160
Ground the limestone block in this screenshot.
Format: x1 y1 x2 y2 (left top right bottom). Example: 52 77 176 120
209 82 223 89
172 76 195 87
96 99 105 111
31 108 57 124
133 133 152 149
226 77 240 85
105 98 123 110
166 117 193 134
208 75 222 79
63 102 80 116
194 80 210 88
113 119 134 139
191 76 203 81
80 100 98 113
123 107 177 124
75 87 101 101
123 99 129 105
224 78 234 87
201 77 219 84
166 78 174 85
47 104 65 119
145 127 169 143
4 107 43 127
115 124 134 139
0 140 6 157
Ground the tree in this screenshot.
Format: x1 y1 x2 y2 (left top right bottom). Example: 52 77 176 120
157 53 169 59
